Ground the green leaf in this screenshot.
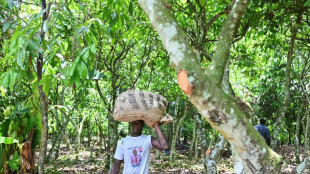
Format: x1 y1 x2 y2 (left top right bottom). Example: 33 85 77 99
199 0 206 6
17 37 25 49
7 151 20 171
7 0 13 9
9 71 16 92
17 50 25 69
110 12 118 28
2 23 10 32
34 10 46 20
87 70 106 80
0 86 5 97
39 75 52 95
305 0 310 6
22 118 28 128
28 40 41 53
43 20 49 33
28 116 40 130
55 12 65 21
9 39 17 54
0 137 18 144
90 44 96 54
80 47 89 56
128 2 133 15
82 50 89 62
76 26 89 35
77 61 88 80
1 72 10 89
69 63 77 76
69 69 79 86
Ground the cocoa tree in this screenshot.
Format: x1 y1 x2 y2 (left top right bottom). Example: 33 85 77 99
138 0 283 173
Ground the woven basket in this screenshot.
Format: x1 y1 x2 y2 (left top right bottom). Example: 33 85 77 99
113 90 173 127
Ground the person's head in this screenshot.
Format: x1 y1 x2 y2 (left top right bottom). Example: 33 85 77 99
133 149 137 156
131 120 145 136
260 118 266 125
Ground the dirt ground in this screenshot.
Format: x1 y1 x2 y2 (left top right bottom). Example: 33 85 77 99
45 145 308 173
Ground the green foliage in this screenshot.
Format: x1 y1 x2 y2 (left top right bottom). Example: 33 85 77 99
0 104 41 172
0 0 309 172
0 137 18 144
7 151 20 171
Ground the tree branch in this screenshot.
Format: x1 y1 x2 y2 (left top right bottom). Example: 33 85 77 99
207 0 250 84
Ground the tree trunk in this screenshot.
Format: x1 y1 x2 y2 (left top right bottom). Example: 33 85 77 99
21 130 35 174
272 6 305 149
170 103 187 161
194 114 201 161
295 103 302 163
98 123 103 150
108 115 119 169
76 114 87 153
139 0 283 172
198 115 208 159
304 103 310 160
233 149 246 174
38 0 48 173
189 116 196 161
204 135 225 174
86 119 92 148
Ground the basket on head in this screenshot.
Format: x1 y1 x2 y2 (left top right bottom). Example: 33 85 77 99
113 90 173 127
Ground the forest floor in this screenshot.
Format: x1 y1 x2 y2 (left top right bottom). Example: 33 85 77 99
45 143 308 174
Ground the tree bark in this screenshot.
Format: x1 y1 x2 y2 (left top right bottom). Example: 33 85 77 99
38 0 48 173
295 103 302 163
21 130 35 174
194 114 200 161
139 0 283 173
204 135 225 174
189 115 196 161
304 103 310 161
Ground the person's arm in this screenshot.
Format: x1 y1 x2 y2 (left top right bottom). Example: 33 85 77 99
110 159 123 174
151 122 169 150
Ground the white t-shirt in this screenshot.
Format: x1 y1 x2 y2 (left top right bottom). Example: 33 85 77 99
114 134 152 174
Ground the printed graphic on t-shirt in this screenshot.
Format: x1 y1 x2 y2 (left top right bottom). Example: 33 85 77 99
128 146 143 167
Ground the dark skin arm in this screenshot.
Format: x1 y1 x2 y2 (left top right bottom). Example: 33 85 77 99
151 122 169 150
110 159 123 174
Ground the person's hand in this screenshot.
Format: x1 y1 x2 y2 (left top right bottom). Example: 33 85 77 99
152 121 162 128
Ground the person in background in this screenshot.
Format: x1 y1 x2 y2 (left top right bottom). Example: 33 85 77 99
110 120 168 174
255 118 271 146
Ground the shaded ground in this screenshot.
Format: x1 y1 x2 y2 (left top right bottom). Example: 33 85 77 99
45 144 308 173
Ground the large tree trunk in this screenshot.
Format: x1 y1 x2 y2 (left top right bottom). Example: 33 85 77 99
272 4 305 148
139 0 283 173
222 57 247 172
38 0 48 173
